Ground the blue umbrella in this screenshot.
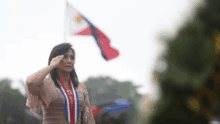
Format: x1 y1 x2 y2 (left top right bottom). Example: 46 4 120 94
104 99 131 112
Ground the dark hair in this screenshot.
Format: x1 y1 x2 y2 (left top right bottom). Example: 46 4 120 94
48 43 78 88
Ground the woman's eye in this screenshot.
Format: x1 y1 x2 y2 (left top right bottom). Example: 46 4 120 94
71 56 75 60
64 55 68 59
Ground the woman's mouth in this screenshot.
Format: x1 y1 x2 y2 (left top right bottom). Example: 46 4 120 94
65 65 72 68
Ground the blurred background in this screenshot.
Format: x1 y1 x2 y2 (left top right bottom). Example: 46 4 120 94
3 0 220 124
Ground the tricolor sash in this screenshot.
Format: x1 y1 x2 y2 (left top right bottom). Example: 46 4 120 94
57 77 79 124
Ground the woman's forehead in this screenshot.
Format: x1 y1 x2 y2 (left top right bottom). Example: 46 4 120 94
65 49 74 55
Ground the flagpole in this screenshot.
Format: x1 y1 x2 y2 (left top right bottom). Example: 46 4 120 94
64 0 67 43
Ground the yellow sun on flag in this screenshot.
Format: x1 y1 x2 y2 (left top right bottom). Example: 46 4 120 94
75 15 83 24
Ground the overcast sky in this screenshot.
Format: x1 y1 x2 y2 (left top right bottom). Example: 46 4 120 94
0 0 203 96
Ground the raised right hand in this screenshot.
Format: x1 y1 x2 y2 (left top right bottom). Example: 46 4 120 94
50 55 64 68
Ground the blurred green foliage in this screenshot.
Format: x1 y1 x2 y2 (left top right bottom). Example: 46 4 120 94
0 78 42 124
146 0 220 124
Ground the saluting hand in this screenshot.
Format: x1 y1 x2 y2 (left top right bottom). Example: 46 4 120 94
50 55 64 68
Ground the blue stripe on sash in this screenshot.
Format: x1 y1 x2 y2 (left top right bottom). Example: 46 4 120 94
59 86 71 123
72 84 79 121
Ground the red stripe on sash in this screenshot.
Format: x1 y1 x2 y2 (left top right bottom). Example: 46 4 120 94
69 78 75 123
58 77 74 124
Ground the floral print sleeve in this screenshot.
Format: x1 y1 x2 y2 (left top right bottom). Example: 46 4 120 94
26 78 57 116
26 87 42 116
82 88 96 124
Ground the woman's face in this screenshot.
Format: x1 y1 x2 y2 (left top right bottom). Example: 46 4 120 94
57 49 75 73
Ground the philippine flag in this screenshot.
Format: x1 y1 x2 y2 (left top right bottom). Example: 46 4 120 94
66 2 119 61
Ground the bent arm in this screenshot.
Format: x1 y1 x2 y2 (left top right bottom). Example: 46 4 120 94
26 65 55 96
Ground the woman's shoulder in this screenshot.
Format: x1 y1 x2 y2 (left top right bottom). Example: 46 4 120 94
78 82 86 87
77 82 87 91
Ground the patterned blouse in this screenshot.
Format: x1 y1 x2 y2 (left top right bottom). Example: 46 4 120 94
26 78 95 124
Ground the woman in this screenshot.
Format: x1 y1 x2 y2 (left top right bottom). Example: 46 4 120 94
26 43 95 124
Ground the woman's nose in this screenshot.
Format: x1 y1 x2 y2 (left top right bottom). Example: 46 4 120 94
67 57 71 62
